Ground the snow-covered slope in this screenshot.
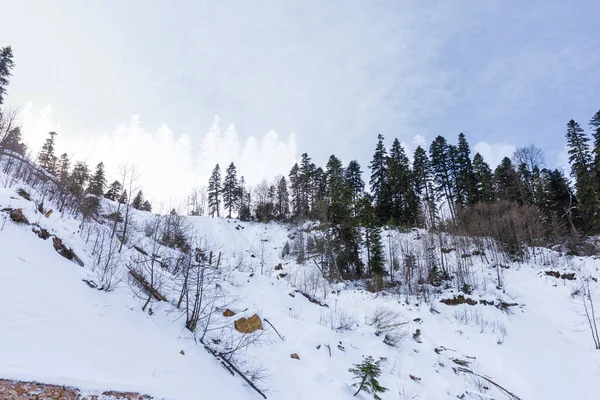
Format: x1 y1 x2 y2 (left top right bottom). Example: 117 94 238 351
1 177 600 400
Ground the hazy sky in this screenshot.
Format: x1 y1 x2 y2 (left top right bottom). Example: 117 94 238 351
1 0 599 205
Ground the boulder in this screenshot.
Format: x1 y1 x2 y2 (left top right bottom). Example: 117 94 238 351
223 309 236 317
9 208 29 224
234 314 263 333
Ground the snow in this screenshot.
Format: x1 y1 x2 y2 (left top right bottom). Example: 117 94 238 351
1 172 600 400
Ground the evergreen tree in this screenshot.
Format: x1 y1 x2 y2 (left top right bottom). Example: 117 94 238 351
590 110 600 193
429 135 456 218
275 176 290 220
566 119 598 230
0 127 26 155
349 356 388 399
87 162 106 196
345 160 364 215
369 134 390 222
387 138 417 227
289 163 302 217
542 169 582 236
237 176 251 221
38 131 58 174
456 133 476 205
208 164 222 217
69 161 90 197
325 154 347 224
57 153 70 186
132 190 144 210
412 146 436 228
0 46 15 106
299 153 316 216
105 180 122 201
223 162 239 218
493 157 521 203
141 200 152 212
472 152 493 202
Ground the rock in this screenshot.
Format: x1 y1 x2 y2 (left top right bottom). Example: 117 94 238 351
290 353 300 360
9 208 29 224
234 314 263 333
16 188 31 201
440 294 478 306
52 236 75 260
223 309 236 317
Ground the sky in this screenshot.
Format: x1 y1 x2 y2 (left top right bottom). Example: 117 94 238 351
1 0 599 205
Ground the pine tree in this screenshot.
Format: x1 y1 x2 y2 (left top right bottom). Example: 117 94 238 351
289 163 302 217
429 135 456 219
412 146 435 228
0 46 15 106
87 162 106 196
566 119 598 230
387 138 417 227
456 133 476 205
38 131 58 174
325 154 347 224
57 153 70 185
142 200 152 212
349 356 388 400
299 153 316 216
345 160 364 215
223 162 239 218
208 164 222 217
494 157 521 203
69 161 90 198
369 134 390 223
542 168 582 236
275 176 290 220
472 153 493 202
590 110 600 193
132 190 144 210
105 180 122 201
0 127 26 155
237 176 251 221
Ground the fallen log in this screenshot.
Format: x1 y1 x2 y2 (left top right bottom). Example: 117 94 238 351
129 269 167 302
201 341 267 399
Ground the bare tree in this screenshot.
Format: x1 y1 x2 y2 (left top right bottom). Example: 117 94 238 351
118 164 140 253
129 216 166 312
578 277 600 349
512 144 545 172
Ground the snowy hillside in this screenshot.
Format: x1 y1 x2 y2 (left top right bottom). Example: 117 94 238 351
1 166 600 400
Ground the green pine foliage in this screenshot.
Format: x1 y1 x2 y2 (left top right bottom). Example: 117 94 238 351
223 162 239 218
87 162 107 196
0 46 15 106
38 131 58 174
349 356 388 399
208 164 222 217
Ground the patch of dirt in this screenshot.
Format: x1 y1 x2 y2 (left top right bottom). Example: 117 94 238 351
0 379 154 399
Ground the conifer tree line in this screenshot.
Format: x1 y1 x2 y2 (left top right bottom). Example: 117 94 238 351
198 114 600 284
3 44 600 280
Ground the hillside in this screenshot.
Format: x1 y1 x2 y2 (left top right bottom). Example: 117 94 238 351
1 161 600 400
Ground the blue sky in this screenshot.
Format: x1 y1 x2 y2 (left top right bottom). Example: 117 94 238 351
1 0 599 203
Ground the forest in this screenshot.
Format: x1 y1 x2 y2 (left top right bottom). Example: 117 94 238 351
2 44 600 291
